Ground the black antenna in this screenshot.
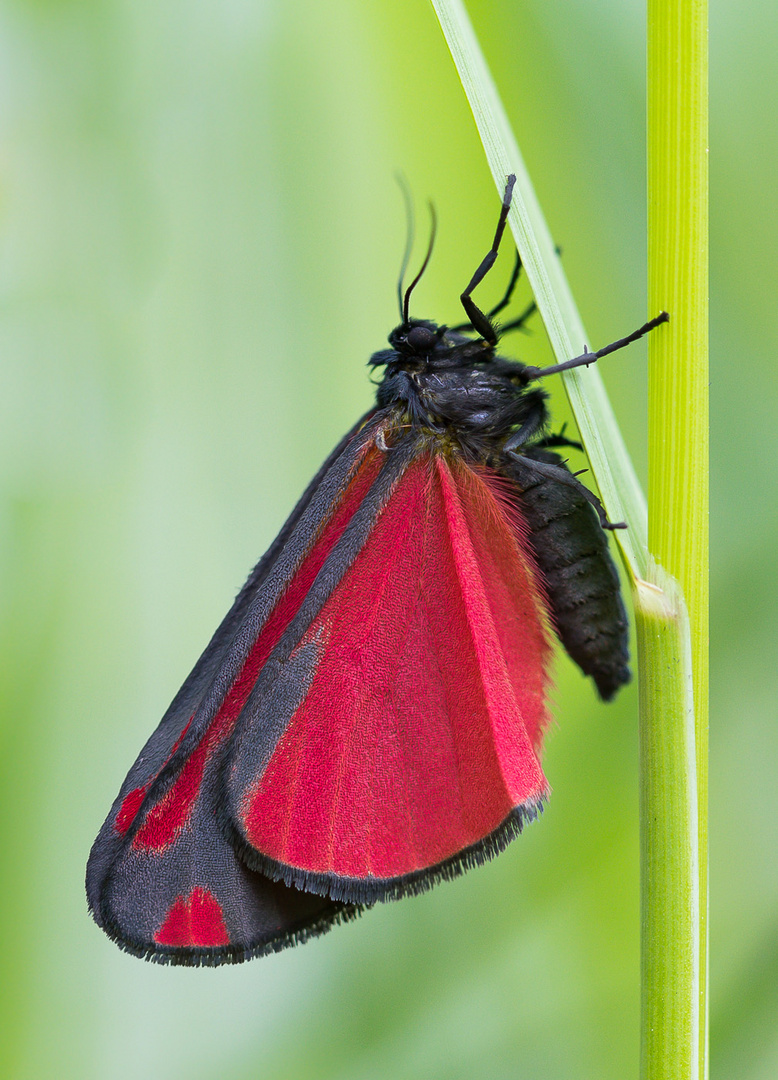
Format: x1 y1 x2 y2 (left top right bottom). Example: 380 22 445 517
395 173 415 322
402 202 437 324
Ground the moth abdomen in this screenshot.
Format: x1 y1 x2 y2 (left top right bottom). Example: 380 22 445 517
503 449 630 701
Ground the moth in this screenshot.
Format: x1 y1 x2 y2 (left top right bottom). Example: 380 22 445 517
87 176 667 964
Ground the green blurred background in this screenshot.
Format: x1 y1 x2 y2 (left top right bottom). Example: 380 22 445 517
0 0 774 1077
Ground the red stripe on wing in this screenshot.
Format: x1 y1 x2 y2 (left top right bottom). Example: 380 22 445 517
236 453 552 882
130 443 385 853
114 718 193 836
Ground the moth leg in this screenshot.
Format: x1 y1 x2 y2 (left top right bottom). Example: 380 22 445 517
450 250 530 334
506 450 625 531
522 312 669 382
502 393 549 453
498 299 537 336
486 249 522 321
533 423 583 452
459 175 516 345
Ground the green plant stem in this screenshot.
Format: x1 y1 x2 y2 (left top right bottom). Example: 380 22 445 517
636 570 700 1080
430 2 707 1078
646 0 709 1077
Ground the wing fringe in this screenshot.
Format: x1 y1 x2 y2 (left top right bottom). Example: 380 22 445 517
221 792 547 905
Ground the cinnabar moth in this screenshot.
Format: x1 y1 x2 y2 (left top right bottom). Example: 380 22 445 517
87 176 667 965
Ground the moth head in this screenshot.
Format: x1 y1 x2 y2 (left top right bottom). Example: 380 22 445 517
368 319 443 369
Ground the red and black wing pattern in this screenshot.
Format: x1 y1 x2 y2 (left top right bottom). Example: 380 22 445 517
223 451 553 904
86 414 386 964
88 414 555 960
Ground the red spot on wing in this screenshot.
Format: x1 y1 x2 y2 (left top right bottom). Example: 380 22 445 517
240 454 552 881
154 886 230 948
131 443 385 852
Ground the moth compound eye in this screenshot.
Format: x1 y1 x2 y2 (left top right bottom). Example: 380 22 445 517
406 325 435 352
